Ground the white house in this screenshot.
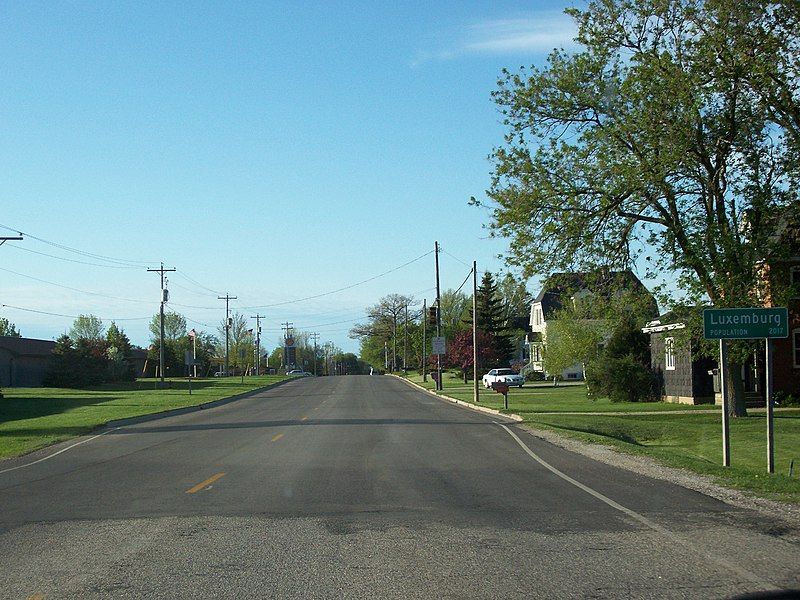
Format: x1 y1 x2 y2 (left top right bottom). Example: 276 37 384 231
526 271 657 380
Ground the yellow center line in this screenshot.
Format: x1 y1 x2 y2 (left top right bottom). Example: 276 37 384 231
271 433 284 442
185 472 226 494
27 595 44 600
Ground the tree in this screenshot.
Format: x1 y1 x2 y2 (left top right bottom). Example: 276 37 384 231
216 312 253 371
149 311 187 343
475 272 514 363
478 0 799 416
0 317 21 337
105 322 135 382
542 311 605 380
447 329 504 383
350 294 415 372
69 314 104 342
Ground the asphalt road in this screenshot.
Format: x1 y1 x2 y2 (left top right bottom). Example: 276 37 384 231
1 375 799 599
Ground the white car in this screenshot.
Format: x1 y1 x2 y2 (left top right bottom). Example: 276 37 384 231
482 368 524 388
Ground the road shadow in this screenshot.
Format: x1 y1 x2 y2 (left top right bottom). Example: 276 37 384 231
0 395 125 424
113 418 493 434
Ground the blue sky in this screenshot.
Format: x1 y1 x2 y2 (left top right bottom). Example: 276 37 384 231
0 1 579 353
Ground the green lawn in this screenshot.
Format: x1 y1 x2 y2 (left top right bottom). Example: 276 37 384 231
402 371 800 503
0 376 288 460
404 371 717 413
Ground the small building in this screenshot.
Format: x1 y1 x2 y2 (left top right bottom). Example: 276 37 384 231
0 336 56 387
642 316 716 405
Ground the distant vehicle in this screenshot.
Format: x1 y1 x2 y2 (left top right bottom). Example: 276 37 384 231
482 368 524 388
287 369 312 377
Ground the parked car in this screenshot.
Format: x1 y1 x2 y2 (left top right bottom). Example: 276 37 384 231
287 369 313 377
482 368 524 388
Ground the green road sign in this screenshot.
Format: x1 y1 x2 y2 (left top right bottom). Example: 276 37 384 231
703 307 789 339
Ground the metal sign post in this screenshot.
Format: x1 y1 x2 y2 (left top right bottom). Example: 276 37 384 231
719 339 730 467
704 307 788 472
766 339 774 474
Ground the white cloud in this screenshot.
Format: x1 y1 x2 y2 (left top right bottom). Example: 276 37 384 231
411 12 578 65
464 15 578 54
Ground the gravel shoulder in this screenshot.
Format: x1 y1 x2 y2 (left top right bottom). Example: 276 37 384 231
518 421 800 533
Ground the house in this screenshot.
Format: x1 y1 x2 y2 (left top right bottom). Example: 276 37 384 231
527 270 658 380
0 336 56 387
642 314 717 404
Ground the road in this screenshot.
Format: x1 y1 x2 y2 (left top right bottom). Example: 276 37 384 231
1 375 798 599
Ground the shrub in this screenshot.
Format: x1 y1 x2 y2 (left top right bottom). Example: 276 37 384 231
587 354 659 402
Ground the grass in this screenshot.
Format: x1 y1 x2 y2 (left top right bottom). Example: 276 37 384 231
0 375 288 460
403 371 717 413
402 371 800 503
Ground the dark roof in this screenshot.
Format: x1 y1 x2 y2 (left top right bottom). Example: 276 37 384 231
534 270 658 320
0 336 56 357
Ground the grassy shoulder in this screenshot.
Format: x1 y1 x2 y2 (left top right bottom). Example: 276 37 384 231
0 375 288 460
401 371 800 503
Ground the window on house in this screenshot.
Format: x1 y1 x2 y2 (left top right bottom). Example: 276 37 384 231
531 344 541 362
794 330 800 369
665 337 676 370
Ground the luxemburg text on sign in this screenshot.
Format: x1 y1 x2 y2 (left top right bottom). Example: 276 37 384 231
703 307 788 340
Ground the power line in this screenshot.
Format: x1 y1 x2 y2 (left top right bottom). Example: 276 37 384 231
453 267 474 295
0 223 154 267
0 265 154 304
239 250 434 309
1 304 150 322
174 270 223 296
2 242 140 269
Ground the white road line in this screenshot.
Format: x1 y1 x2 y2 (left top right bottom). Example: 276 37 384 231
0 427 120 475
496 422 778 591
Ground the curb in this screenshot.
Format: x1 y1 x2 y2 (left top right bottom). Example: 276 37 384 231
101 377 295 430
390 374 523 423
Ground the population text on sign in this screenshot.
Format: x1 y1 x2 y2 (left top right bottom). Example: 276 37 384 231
703 307 788 339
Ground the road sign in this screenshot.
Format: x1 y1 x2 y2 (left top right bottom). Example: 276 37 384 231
703 307 788 339
431 336 446 355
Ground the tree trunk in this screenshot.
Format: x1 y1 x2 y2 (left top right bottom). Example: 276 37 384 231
463 369 468 384
725 360 748 417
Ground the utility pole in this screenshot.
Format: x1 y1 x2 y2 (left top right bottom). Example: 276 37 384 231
281 322 293 370
384 341 388 372
435 241 442 390
0 236 23 247
422 298 427 382
251 314 265 375
310 332 320 376
0 235 23 399
403 302 408 373
148 263 176 385
218 293 237 376
473 261 479 404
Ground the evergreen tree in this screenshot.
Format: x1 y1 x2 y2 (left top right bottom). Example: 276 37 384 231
475 272 514 363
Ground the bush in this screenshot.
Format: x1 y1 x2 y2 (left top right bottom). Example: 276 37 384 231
774 391 800 407
587 354 659 402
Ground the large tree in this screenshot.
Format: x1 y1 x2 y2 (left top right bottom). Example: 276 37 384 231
478 0 799 416
350 294 415 372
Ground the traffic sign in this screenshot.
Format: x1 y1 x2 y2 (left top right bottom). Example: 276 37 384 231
703 307 788 339
431 336 446 355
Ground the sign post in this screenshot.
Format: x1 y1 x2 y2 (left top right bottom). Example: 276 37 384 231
703 307 788 471
491 382 510 410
